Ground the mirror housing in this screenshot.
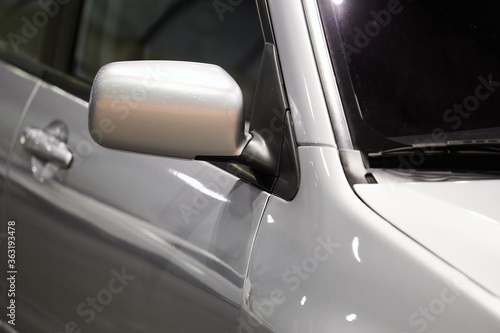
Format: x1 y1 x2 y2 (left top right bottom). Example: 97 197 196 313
87 44 300 200
89 61 251 159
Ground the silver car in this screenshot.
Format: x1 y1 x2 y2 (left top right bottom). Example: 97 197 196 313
1 0 500 332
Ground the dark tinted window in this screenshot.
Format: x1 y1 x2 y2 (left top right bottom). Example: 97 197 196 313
0 0 54 62
72 0 263 115
318 0 500 151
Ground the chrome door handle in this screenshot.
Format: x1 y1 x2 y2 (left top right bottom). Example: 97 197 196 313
20 126 73 168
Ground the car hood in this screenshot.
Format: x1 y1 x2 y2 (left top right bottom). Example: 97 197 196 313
354 179 500 298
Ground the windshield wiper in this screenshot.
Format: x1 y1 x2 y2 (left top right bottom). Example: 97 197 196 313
369 139 500 157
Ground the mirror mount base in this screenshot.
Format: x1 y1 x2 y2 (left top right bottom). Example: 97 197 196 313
239 131 281 176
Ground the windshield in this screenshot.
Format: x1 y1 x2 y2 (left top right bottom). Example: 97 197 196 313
317 0 500 153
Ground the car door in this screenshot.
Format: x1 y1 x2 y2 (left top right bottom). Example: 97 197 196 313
0 2 61 330
0 60 41 333
1 1 269 332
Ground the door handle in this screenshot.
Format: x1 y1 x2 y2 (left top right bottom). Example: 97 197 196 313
20 126 73 168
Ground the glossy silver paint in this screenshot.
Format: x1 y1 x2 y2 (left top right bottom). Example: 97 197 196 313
267 0 336 147
237 1 500 332
2 0 500 332
242 147 500 332
3 77 269 332
0 62 39 218
302 0 353 150
355 181 500 298
0 63 39 332
89 61 250 159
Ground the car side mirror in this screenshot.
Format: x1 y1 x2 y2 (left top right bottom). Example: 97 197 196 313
88 61 251 159
88 44 300 200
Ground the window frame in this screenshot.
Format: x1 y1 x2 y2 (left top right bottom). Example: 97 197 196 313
0 0 90 100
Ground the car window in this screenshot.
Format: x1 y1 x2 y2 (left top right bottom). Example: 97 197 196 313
72 0 263 117
0 0 52 62
318 0 500 152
